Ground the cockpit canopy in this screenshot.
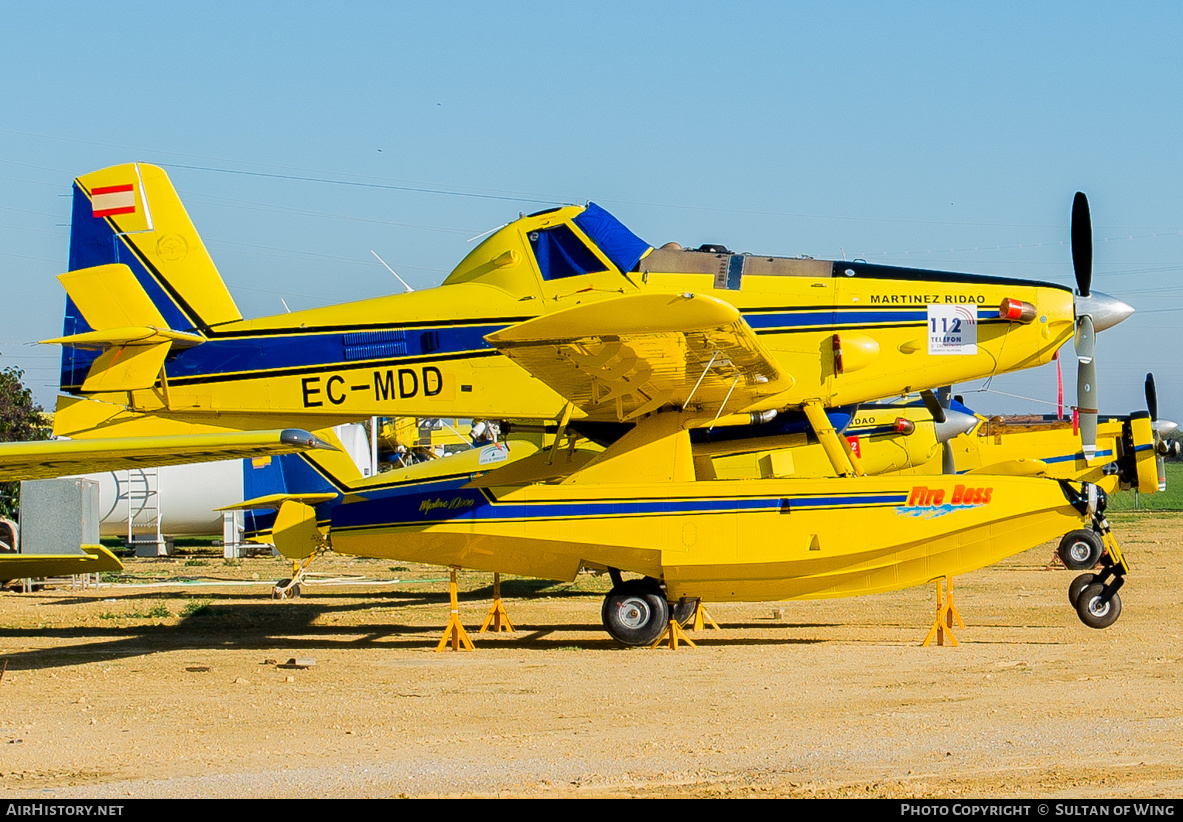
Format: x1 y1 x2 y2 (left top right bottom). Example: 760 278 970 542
443 203 651 295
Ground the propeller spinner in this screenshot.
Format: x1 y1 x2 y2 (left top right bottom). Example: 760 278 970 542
919 387 978 474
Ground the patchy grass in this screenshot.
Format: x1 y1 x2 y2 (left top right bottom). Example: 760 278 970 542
1108 462 1183 512
128 602 172 619
180 600 211 617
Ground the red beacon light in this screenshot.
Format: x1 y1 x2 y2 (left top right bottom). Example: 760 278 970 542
999 298 1038 323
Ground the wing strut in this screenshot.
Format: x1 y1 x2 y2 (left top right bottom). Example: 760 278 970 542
802 401 864 477
546 402 575 466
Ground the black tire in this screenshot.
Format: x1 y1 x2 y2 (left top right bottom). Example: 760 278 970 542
272 579 302 600
671 597 699 627
602 580 670 646
1075 583 1122 629
1058 530 1103 571
1068 573 1099 607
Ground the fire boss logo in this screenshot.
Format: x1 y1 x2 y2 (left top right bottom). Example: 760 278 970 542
898 484 993 518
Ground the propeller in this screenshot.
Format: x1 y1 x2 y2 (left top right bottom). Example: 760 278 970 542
1072 193 1097 458
1070 192 1135 460
1146 372 1179 455
919 387 978 474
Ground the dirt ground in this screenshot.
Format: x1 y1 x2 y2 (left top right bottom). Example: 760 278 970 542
1 513 1180 799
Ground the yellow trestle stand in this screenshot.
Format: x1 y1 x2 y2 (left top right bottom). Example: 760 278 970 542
921 575 965 647
479 572 515 634
690 601 720 632
654 617 696 650
436 566 475 652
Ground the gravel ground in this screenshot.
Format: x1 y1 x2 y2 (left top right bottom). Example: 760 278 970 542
1 513 1180 798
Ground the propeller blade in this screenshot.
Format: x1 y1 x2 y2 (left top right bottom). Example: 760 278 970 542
1076 314 1097 459
936 385 952 412
934 385 957 474
919 389 947 424
1074 313 1096 361
1146 373 1158 421
1072 191 1092 298
942 443 958 475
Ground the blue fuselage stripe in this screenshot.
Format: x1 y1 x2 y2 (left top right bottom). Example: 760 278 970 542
163 325 503 381
330 482 909 530
113 308 994 384
1042 449 1115 464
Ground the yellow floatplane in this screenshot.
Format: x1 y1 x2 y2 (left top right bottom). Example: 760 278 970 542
41 163 1151 643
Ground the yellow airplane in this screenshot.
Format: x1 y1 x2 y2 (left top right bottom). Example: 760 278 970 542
218 376 1158 643
0 428 332 581
378 417 476 465
312 383 1165 583
41 163 1147 641
229 408 1129 644
47 164 1133 474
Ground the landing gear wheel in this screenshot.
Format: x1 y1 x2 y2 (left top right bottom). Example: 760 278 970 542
272 579 302 600
671 597 699 627
602 580 670 646
1075 583 1121 629
1058 530 1103 571
1068 573 1099 607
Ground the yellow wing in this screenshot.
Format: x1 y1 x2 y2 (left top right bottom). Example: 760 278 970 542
0 429 335 481
0 545 123 582
486 292 792 422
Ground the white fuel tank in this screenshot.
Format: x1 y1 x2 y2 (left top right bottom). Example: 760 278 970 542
71 423 373 538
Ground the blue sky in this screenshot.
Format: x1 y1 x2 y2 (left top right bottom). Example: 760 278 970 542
3 2 1182 420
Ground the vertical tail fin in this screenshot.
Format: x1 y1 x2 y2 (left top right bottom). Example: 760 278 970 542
60 163 242 391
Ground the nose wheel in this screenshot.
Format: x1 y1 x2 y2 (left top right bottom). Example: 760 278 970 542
1067 516 1127 630
1075 581 1122 629
1057 529 1104 570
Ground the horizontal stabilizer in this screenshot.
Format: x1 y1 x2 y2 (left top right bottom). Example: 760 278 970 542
219 492 338 512
0 545 123 580
42 326 205 349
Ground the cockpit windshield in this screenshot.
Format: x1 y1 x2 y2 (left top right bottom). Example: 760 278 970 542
528 223 608 280
572 202 650 273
